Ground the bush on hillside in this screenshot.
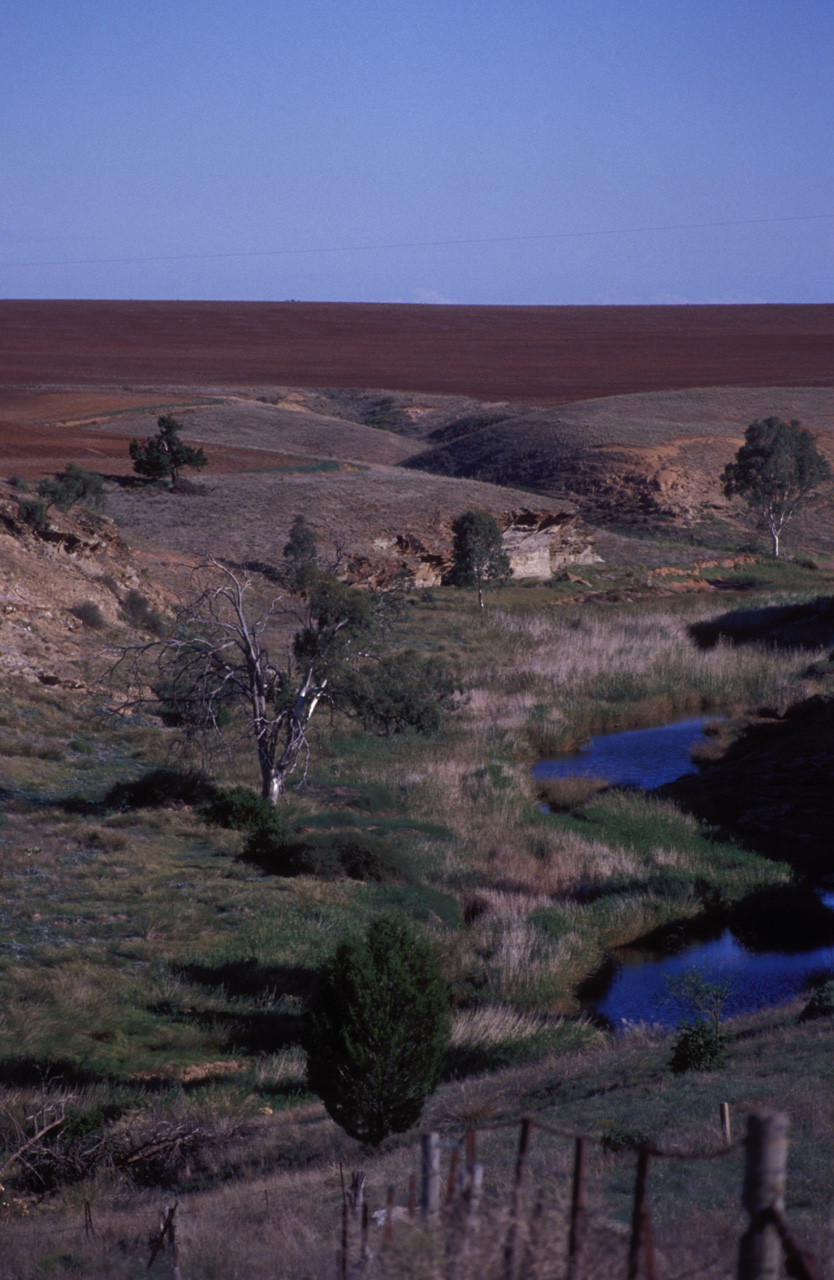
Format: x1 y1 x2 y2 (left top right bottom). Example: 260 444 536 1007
799 977 834 1021
242 826 412 883
104 768 215 811
202 785 283 832
119 589 165 635
669 1020 728 1074
68 601 106 630
38 463 105 513
17 496 49 532
303 914 450 1145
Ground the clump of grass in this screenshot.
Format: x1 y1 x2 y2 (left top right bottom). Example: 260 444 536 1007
536 775 609 811
68 601 106 630
119 588 165 634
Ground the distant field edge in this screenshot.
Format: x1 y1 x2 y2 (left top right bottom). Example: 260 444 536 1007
1 301 832 402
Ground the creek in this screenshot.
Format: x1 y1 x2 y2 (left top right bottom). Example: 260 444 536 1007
534 718 834 1029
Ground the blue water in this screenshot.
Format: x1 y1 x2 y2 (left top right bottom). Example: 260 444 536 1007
533 717 716 791
595 916 834 1030
533 718 834 1027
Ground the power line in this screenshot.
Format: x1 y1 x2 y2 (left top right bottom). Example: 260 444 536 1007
0 213 830 271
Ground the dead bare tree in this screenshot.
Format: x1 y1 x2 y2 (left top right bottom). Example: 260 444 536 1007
110 559 458 803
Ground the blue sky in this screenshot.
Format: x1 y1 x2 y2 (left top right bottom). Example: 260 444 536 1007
1 0 831 303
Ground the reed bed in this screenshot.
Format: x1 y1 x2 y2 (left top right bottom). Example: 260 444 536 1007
465 598 826 751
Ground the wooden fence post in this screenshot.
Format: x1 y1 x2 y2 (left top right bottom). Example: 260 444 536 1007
721 1103 732 1146
738 1112 789 1280
360 1201 370 1268
383 1185 395 1247
147 1202 178 1275
567 1136 586 1280
338 1197 349 1280
443 1145 460 1222
502 1117 533 1280
627 1146 656 1280
422 1132 441 1219
348 1170 366 1219
446 1162 484 1277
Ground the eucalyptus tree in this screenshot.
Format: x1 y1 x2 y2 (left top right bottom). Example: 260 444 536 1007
722 417 831 558
450 508 511 608
111 559 458 802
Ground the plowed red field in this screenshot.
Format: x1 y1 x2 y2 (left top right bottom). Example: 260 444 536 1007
2 301 832 402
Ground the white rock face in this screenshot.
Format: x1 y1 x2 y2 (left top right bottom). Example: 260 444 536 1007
498 510 594 577
341 507 596 588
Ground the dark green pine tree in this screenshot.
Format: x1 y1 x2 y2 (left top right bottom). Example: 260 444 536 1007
129 416 208 487
303 915 450 1146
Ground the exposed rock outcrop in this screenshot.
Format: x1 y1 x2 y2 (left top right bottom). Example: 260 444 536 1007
0 485 170 687
342 508 597 588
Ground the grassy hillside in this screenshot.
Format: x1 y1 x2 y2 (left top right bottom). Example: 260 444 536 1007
3 377 834 1276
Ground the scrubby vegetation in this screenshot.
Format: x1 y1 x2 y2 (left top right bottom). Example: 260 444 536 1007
1 512 833 1272
38 461 105 513
304 915 450 1145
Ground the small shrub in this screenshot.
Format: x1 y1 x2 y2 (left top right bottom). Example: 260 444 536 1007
799 977 834 1021
68 601 106 630
601 1126 653 1153
17 496 49 532
119 589 165 635
669 1021 727 1074
104 767 215 811
202 785 282 832
38 463 105 512
282 513 318 592
9 475 28 491
243 826 411 883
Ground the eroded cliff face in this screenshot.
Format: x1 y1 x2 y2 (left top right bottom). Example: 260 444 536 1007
342 508 597 588
0 487 173 688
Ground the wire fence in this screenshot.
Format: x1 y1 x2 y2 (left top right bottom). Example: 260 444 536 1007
0 1108 822 1279
335 1110 820 1280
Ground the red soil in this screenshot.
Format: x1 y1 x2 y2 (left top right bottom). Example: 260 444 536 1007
2 302 832 402
0 418 312 482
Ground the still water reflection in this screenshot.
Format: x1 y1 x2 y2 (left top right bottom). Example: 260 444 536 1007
534 718 834 1028
593 917 834 1030
533 716 716 791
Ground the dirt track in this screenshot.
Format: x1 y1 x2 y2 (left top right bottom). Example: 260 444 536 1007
2 302 832 402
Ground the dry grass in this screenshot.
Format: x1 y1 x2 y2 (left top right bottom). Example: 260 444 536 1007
468 598 826 747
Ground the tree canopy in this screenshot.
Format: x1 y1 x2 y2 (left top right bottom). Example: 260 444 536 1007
282 514 318 591
111 561 459 802
450 508 511 608
129 416 208 487
722 417 831 558
303 915 450 1146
